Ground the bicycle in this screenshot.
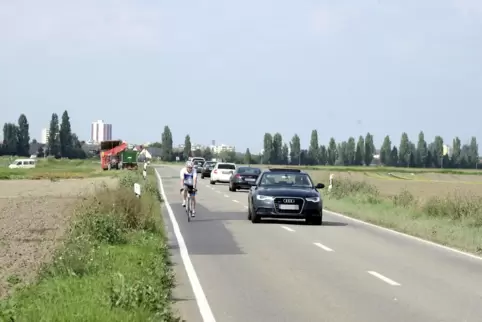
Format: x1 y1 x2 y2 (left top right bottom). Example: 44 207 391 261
184 187 197 222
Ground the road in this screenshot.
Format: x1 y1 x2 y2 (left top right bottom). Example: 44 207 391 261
155 165 482 322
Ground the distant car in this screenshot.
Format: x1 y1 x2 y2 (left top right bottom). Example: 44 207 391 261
8 158 37 169
193 160 205 173
200 161 217 179
228 166 261 192
210 162 236 184
247 168 325 225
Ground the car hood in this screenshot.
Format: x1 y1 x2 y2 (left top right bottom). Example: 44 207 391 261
256 187 319 198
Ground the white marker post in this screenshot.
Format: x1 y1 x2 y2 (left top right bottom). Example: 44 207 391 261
134 183 141 198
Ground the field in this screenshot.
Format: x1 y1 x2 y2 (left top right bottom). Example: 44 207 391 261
0 160 178 321
0 156 113 180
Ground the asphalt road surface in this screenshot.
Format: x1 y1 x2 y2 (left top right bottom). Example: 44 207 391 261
155 165 482 322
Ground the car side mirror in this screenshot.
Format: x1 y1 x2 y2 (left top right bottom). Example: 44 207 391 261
315 183 325 189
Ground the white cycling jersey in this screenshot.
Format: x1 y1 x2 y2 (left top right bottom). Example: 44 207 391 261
180 167 197 186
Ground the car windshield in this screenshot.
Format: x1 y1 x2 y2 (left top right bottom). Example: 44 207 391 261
237 167 261 175
218 163 236 170
259 173 313 187
205 162 216 167
194 161 204 166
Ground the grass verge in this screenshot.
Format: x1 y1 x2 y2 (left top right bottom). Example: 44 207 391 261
324 179 482 254
0 168 179 322
0 158 121 180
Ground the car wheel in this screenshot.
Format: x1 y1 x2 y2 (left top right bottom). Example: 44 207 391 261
228 184 233 192
250 206 260 223
247 204 252 220
232 185 237 192
210 179 215 185
201 174 205 179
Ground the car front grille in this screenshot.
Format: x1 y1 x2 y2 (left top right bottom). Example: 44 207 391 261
274 197 304 214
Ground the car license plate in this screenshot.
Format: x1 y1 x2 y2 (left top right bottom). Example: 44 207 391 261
279 204 299 210
222 171 231 174
245 178 255 182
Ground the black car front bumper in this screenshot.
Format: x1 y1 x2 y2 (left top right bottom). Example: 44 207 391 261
252 197 322 219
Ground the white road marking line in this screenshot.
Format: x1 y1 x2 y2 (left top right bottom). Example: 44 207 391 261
232 200 239 203
155 169 216 322
326 209 482 262
205 185 210 188
367 271 401 286
244 205 248 209
224 194 229 198
313 242 334 252
281 226 295 232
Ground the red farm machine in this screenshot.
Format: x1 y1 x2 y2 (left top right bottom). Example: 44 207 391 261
100 140 139 170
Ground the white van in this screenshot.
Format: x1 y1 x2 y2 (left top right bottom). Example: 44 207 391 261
8 158 37 169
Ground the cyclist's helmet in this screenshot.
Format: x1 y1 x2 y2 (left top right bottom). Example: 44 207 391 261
186 161 193 169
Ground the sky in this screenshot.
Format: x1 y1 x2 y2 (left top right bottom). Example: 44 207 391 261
1 0 481 153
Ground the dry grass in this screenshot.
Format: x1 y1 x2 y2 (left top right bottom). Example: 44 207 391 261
307 170 482 199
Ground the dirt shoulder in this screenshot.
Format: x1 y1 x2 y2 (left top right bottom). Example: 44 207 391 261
0 177 117 298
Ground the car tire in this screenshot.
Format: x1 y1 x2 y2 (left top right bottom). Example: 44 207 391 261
232 185 237 192
228 184 233 192
210 179 215 185
201 174 205 179
250 206 260 223
247 205 252 220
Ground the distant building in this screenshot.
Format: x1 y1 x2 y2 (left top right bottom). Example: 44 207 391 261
211 144 235 154
90 120 112 144
443 144 453 157
41 125 60 144
41 128 50 144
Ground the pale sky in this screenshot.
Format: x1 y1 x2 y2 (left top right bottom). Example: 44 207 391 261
1 0 481 153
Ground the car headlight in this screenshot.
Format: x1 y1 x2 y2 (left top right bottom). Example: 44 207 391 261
306 196 320 203
256 195 274 201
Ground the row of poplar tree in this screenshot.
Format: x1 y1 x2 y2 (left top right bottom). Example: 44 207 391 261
0 111 86 158
262 131 479 168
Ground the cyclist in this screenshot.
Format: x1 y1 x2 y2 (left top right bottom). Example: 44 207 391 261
180 161 198 216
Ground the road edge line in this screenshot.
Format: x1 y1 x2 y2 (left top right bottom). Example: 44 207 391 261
155 168 216 322
325 209 482 261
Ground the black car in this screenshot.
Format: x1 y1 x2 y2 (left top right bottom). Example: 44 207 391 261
247 168 325 225
229 166 262 192
200 161 217 179
193 160 205 173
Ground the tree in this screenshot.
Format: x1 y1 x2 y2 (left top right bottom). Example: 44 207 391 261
272 133 283 164
354 135 364 165
202 147 213 160
416 131 428 168
469 137 479 168
281 143 289 164
398 132 410 167
2 123 18 155
161 126 173 161
244 148 252 164
308 130 320 165
183 135 192 160
390 146 399 166
364 133 375 166
289 134 301 165
263 133 273 164
193 149 203 157
17 114 30 156
327 137 337 166
319 145 327 165
380 135 391 165
47 113 60 157
451 137 461 168
346 137 356 165
59 110 73 157
432 136 444 168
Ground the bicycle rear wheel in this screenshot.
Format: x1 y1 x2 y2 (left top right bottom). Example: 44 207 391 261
186 196 191 222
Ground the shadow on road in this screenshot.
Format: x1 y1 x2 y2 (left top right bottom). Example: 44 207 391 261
259 219 348 226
